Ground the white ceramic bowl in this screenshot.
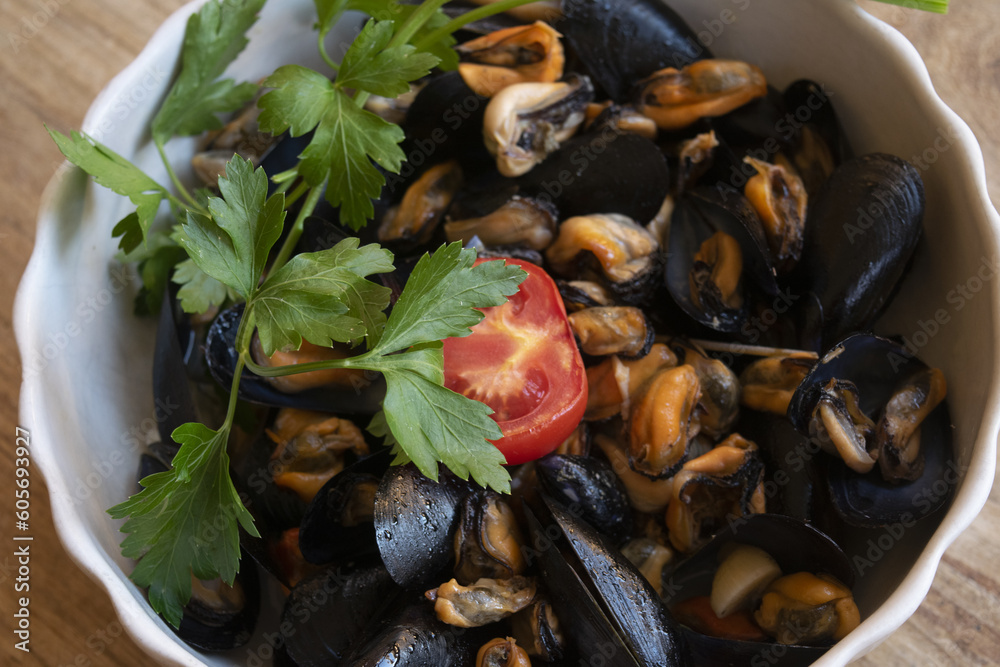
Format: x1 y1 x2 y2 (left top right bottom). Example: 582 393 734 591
16 0 1000 665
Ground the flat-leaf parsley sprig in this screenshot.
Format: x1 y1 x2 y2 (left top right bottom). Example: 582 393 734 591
50 0 541 628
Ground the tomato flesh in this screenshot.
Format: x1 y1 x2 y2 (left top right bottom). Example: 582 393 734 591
443 258 587 465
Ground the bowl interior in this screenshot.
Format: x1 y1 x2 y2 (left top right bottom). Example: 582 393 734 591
17 0 1000 665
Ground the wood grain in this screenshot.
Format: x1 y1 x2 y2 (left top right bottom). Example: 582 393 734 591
1 1 998 665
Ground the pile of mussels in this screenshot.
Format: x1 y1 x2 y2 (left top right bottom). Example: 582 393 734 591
140 1 956 665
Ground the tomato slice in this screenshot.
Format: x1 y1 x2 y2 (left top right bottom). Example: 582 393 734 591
443 257 587 465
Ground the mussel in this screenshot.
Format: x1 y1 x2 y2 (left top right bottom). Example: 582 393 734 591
557 0 709 101
794 153 925 350
205 304 387 414
787 334 953 527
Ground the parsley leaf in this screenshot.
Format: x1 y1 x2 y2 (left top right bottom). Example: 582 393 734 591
173 258 235 315
337 20 439 98
109 423 256 628
252 239 394 354
374 341 510 491
174 156 285 299
120 229 188 316
48 129 169 253
151 0 265 145
336 244 525 492
378 243 527 354
258 15 436 231
259 65 408 229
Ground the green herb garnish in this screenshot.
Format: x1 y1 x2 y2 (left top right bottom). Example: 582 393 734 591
871 0 949 13
50 0 539 628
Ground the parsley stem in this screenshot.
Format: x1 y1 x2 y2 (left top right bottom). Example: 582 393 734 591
245 355 353 378
389 0 451 50
414 0 545 52
318 30 341 72
869 0 948 12
271 185 323 272
155 140 206 214
284 180 310 208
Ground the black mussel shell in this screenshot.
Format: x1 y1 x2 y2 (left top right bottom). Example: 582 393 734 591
663 514 853 667
232 428 306 534
664 513 855 596
525 496 685 666
557 0 709 102
374 464 473 587
205 304 387 414
782 79 851 170
298 450 390 565
152 286 198 449
344 593 488 666
794 153 924 350
736 411 824 524
518 132 670 224
280 563 400 666
173 560 261 652
535 454 632 544
787 334 954 527
401 71 492 181
667 185 778 333
710 85 791 159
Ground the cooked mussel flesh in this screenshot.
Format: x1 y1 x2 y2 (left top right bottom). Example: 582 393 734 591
628 364 702 479
585 342 678 421
378 160 464 244
455 490 527 584
637 60 768 131
876 367 947 482
665 433 766 553
457 21 564 97
568 306 653 358
476 637 532 667
755 572 860 645
484 74 594 176
740 352 817 416
266 408 369 502
743 157 808 273
444 195 557 250
427 576 537 627
545 212 660 304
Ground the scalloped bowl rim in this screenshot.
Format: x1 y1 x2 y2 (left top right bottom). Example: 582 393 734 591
15 0 1000 665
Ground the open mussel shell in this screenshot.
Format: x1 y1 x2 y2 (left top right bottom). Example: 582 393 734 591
298 450 389 565
794 153 924 350
204 304 387 414
280 563 400 666
374 464 474 587
557 0 709 102
787 333 954 527
173 558 261 652
663 514 853 667
666 185 778 333
518 132 670 224
525 495 685 666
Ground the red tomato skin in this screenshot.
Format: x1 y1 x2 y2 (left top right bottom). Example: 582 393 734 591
442 258 587 465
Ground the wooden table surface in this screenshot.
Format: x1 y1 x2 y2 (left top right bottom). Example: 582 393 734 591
1 0 998 665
